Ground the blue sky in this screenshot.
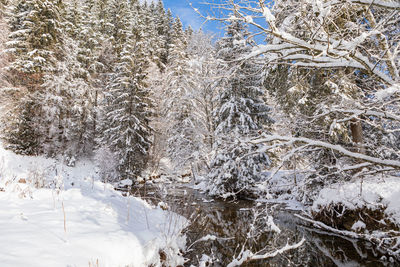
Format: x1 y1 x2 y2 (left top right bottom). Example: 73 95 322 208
162 0 225 36
160 0 268 43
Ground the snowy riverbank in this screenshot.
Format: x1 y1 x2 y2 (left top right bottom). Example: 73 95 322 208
308 176 400 260
0 145 187 267
312 176 400 227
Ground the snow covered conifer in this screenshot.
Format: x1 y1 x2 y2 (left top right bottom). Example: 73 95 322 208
6 0 62 74
40 37 93 157
207 16 272 198
154 8 174 69
4 0 63 155
141 2 158 60
214 17 272 135
150 1 172 70
102 46 152 181
102 3 152 181
4 99 40 154
162 17 205 174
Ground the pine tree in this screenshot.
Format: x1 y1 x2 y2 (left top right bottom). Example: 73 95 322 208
214 18 271 135
157 8 174 69
78 0 103 74
207 17 272 198
5 98 40 155
4 0 63 155
162 17 202 174
79 0 113 150
102 1 152 181
40 36 93 157
61 0 80 39
168 17 186 63
151 2 171 70
0 0 10 82
130 1 157 65
141 2 158 59
6 0 62 74
95 0 111 37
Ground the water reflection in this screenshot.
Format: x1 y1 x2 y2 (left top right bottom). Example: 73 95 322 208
131 185 397 267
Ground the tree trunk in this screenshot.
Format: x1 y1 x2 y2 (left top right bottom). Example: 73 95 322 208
350 118 365 154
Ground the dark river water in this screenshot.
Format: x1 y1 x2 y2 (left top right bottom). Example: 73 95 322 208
131 184 398 267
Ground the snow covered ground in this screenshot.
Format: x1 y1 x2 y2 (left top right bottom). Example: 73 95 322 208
306 176 400 259
312 176 400 227
0 144 187 267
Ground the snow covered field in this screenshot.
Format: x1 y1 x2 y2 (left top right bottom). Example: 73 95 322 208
0 144 187 267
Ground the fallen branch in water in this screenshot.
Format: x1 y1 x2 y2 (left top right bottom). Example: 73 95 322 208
295 214 360 238
295 214 400 259
227 238 305 267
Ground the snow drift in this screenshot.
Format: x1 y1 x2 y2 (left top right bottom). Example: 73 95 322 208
0 143 187 267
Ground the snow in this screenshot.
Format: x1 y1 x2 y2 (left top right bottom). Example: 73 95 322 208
244 5 397 86
267 215 281 234
253 135 400 168
0 144 187 267
262 7 275 23
197 254 213 267
221 192 236 199
351 220 366 232
197 234 217 242
244 16 253 24
118 178 133 187
326 0 400 9
226 238 305 267
375 84 400 101
312 176 400 226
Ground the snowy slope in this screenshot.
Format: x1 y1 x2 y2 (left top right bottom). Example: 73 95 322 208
0 144 187 267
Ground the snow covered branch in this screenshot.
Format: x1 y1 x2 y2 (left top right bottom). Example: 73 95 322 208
227 238 305 267
252 135 400 169
326 0 400 10
219 0 400 86
311 107 400 122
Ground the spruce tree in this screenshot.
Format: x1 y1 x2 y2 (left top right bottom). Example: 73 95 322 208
5 99 40 155
162 17 201 173
4 0 63 155
40 36 93 157
6 0 62 74
79 0 112 148
102 1 152 181
151 1 170 70
128 0 157 65
159 9 174 68
207 17 272 198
